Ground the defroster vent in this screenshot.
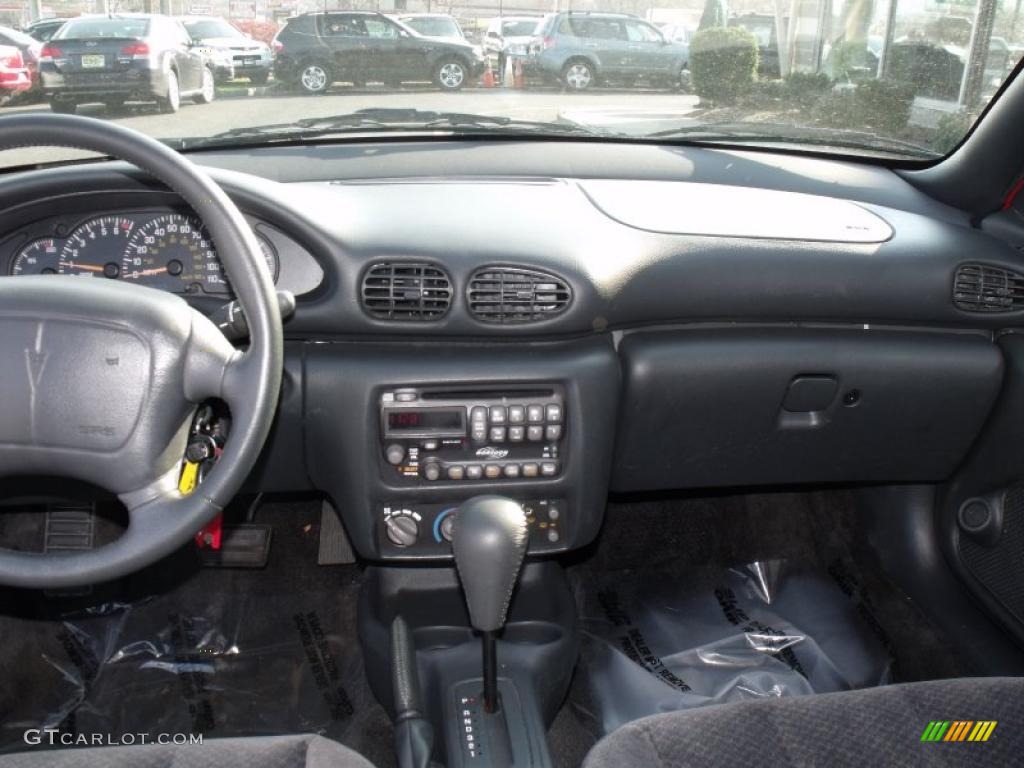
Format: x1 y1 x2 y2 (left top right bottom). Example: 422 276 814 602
361 262 452 321
467 267 572 324
954 263 1024 313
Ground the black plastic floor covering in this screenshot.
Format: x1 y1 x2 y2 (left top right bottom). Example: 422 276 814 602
0 500 394 767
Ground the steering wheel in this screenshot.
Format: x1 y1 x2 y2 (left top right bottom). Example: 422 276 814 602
0 115 283 589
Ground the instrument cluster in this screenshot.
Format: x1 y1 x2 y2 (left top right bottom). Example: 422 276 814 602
7 211 278 295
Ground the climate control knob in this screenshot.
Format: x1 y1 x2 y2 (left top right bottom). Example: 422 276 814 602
385 443 406 466
385 515 419 547
422 460 442 481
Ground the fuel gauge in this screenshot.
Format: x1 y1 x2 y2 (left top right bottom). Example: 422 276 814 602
11 238 61 275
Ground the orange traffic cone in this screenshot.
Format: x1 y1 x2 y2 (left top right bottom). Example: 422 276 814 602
503 56 514 88
482 66 495 88
513 58 525 89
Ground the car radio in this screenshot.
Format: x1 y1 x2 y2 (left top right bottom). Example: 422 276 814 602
380 387 565 483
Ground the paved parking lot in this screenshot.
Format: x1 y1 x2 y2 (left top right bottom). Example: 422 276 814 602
0 85 699 166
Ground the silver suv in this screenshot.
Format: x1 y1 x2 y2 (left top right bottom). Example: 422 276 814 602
525 11 689 91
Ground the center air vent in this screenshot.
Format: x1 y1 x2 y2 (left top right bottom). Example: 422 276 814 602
954 263 1024 313
467 267 572 324
361 262 452 321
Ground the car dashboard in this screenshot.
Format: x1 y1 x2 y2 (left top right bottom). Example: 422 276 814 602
2 138 1024 568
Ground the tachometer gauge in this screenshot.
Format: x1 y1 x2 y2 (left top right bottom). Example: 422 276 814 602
122 213 214 293
59 215 135 278
11 238 60 275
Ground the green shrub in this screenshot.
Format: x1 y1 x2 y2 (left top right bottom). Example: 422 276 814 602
854 79 914 134
690 26 759 104
810 79 914 135
784 71 833 107
931 110 973 154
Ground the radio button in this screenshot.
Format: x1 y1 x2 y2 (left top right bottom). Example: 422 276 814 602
385 444 406 466
508 405 526 424
545 404 563 423
527 404 544 423
508 426 525 442
471 406 487 424
448 465 465 481
548 504 560 520
545 425 562 442
421 439 439 451
527 425 544 442
489 426 507 443
489 406 507 424
423 461 442 481
504 464 521 478
395 391 417 402
466 464 483 480
540 461 559 477
522 463 539 478
484 465 502 479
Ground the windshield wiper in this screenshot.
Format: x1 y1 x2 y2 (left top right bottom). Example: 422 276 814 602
641 121 939 160
175 108 609 150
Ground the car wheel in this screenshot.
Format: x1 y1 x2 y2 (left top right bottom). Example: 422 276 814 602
158 69 180 113
49 99 76 114
435 59 467 91
563 59 595 91
299 62 331 94
194 67 215 104
249 71 269 85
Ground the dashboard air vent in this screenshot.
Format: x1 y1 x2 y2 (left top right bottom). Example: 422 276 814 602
361 262 452 321
467 267 572 324
954 263 1024 313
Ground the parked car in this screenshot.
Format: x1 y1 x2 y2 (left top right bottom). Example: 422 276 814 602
658 22 693 46
21 16 71 43
483 15 542 73
390 13 465 42
0 43 31 103
0 25 41 93
39 13 215 114
179 15 272 84
525 12 689 91
273 11 485 93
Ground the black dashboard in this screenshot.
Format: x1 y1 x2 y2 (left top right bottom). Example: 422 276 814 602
4 138 1024 563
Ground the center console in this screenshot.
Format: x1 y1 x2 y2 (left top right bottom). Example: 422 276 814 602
302 336 620 562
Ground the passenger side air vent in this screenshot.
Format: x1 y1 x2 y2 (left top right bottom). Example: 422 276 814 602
361 262 452 321
467 267 572 324
954 263 1024 313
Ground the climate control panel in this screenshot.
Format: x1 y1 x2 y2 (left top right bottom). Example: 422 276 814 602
380 498 566 556
380 387 565 484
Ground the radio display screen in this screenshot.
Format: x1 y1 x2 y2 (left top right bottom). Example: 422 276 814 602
387 409 464 432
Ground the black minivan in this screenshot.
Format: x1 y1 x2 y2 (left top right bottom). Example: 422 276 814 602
273 11 486 93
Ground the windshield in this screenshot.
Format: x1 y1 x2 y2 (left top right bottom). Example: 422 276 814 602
183 19 243 40
54 18 149 39
400 17 461 38
2 2 1022 168
502 20 540 37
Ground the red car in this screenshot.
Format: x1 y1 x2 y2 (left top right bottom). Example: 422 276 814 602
0 44 31 103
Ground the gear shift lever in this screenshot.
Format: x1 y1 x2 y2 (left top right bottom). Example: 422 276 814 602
451 495 528 714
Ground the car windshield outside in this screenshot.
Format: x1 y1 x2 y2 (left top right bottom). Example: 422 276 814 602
399 15 463 38
182 18 244 40
0 0 1022 167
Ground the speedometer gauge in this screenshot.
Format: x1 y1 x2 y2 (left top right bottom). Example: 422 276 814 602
59 215 135 278
11 238 60 275
122 213 215 293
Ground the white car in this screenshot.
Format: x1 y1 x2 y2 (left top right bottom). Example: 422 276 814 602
390 13 465 42
179 15 272 84
483 15 542 71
